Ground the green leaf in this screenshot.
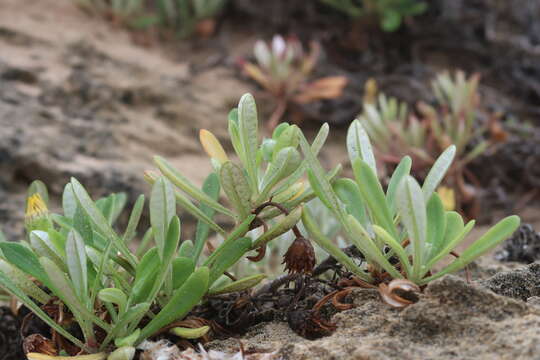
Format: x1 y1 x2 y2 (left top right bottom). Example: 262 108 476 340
347 120 376 173
29 231 66 271
172 257 195 289
259 147 302 200
123 195 145 244
273 125 299 159
238 93 259 193
422 145 456 201
422 216 520 284
372 225 412 277
138 266 209 343
220 161 252 219
352 159 397 238
153 156 233 218
203 215 256 266
0 242 50 288
386 156 412 214
302 208 370 281
208 274 266 295
70 178 136 267
130 247 160 304
396 176 426 280
150 177 176 259
66 230 88 301
333 178 368 226
194 173 220 262
62 184 78 219
0 259 50 304
146 172 226 236
252 207 302 248
178 240 194 258
73 206 94 247
208 237 252 285
425 194 446 261
99 288 127 314
0 270 87 350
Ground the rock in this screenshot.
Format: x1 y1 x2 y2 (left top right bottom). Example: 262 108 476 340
480 262 540 300
209 275 540 359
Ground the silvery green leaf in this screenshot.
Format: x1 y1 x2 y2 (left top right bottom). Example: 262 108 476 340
0 242 50 288
273 125 298 159
397 176 426 280
150 177 175 259
194 173 220 261
208 274 266 295
123 195 145 244
238 93 259 192
29 231 66 271
66 230 88 301
220 161 252 219
70 178 136 266
386 156 412 214
259 147 301 198
153 156 233 218
347 119 376 173
62 183 77 219
0 259 50 304
422 145 456 201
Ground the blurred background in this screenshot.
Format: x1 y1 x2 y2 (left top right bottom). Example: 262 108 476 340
1 0 539 243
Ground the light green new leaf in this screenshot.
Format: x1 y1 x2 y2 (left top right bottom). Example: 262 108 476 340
66 230 88 301
347 120 376 173
220 161 252 219
397 176 426 280
170 326 210 339
130 247 160 304
425 193 446 260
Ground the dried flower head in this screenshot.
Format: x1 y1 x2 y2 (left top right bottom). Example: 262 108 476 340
282 236 316 274
23 334 57 355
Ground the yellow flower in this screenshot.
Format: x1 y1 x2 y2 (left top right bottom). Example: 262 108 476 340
25 193 50 232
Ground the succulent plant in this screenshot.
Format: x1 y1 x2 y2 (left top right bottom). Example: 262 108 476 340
300 119 520 301
240 35 347 130
359 71 505 212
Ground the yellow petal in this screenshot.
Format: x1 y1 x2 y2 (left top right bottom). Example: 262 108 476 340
199 129 228 164
25 193 48 218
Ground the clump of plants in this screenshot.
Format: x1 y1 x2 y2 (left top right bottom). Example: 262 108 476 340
74 0 226 37
359 71 506 213
0 173 276 358
239 35 347 130
319 0 427 32
301 119 520 306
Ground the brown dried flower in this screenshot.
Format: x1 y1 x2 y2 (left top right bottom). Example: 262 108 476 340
282 236 316 274
23 334 57 355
